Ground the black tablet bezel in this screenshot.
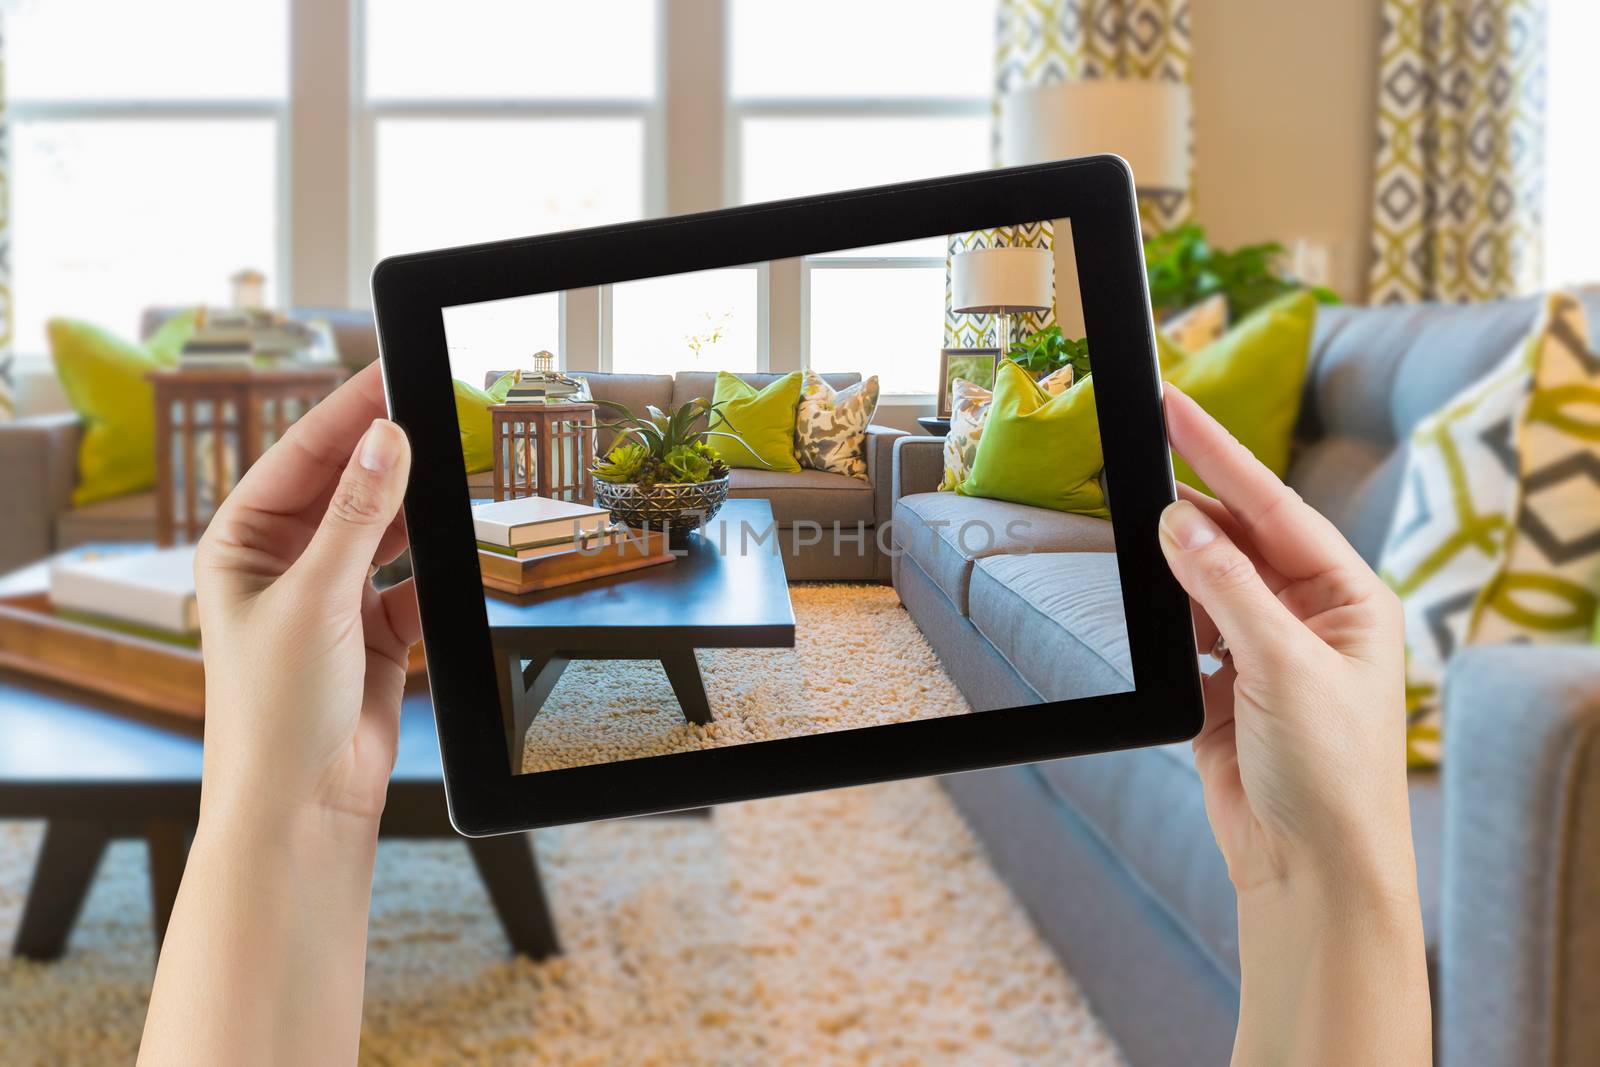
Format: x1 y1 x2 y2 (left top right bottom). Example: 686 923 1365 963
374 155 1203 835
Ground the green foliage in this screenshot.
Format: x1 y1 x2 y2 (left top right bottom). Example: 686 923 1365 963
591 396 760 484
1008 326 1092 381
1143 223 1340 321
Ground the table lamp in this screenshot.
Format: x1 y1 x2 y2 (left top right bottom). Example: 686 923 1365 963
998 77 1191 194
950 246 1054 354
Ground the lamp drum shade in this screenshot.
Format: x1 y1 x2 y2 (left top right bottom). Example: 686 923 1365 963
950 246 1054 314
999 77 1191 193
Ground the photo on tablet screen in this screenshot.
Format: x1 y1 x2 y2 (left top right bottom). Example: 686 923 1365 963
441 215 1132 775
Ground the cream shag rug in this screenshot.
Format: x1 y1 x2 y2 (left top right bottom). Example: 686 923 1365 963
524 584 981 773
0 783 1122 1065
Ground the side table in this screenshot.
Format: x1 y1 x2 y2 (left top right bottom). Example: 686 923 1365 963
916 416 952 436
151 366 343 545
489 402 598 503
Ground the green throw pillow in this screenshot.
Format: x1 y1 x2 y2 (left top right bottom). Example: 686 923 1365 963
1162 291 1318 494
707 370 802 472
49 311 197 506
454 371 516 474
957 360 1109 517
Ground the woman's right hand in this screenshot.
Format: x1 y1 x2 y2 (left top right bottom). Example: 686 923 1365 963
1156 386 1429 1065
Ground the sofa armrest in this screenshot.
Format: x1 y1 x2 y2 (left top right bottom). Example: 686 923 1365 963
864 423 908 529
891 434 944 504
0 413 82 572
1440 644 1600 1067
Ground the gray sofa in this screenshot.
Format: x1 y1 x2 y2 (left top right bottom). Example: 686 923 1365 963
893 292 1600 1066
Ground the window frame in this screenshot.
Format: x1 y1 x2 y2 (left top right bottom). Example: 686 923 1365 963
8 0 991 402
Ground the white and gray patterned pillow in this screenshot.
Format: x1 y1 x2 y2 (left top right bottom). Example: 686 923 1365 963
795 372 879 479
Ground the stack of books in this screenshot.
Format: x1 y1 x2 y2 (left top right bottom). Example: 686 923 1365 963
473 497 673 594
177 308 324 369
48 546 201 646
502 369 585 405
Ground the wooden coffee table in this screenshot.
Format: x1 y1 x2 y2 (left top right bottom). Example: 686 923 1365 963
488 499 797 768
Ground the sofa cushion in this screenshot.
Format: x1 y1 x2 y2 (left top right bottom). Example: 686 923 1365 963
559 372 674 455
1033 743 1443 985
1287 437 1409 566
969 552 1133 698
728 467 873 527
54 491 158 547
890 491 1115 614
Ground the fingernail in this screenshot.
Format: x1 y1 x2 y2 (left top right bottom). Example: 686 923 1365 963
1160 500 1218 550
359 419 403 473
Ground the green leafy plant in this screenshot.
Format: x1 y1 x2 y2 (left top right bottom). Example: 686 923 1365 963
1008 326 1092 381
1143 223 1339 321
590 396 766 486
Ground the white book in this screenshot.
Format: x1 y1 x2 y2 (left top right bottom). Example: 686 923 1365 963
49 546 200 635
471 496 611 548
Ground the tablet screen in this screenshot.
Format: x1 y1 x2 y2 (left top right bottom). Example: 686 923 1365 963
440 214 1136 775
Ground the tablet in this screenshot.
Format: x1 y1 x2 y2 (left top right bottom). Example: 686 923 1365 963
375 156 1203 835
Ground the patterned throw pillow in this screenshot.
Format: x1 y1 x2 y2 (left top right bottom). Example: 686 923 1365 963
940 364 1072 492
1475 295 1600 648
1378 293 1597 766
795 371 879 479
1160 293 1230 352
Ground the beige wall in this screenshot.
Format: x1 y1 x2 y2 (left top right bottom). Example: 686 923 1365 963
1189 0 1383 303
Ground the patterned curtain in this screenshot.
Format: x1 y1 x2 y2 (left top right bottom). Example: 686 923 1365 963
944 0 1194 346
0 14 12 420
1369 0 1548 304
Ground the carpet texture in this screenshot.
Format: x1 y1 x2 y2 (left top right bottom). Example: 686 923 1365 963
0 781 1123 1065
524 584 977 772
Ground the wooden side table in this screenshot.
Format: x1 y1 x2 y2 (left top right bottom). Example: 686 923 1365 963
489 402 598 503
150 366 343 546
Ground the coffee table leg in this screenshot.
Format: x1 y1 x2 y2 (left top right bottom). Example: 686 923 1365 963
13 820 110 960
145 821 195 954
465 832 561 959
660 650 713 725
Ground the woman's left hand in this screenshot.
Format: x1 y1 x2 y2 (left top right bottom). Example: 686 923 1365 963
193 361 418 827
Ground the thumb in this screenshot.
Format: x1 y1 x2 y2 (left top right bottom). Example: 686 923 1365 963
292 418 411 606
1158 499 1304 670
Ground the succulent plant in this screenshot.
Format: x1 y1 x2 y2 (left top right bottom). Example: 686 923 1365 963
590 396 755 485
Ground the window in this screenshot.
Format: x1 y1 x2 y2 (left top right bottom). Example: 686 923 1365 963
611 268 761 376
730 1 992 394
8 0 287 355
1544 0 1600 290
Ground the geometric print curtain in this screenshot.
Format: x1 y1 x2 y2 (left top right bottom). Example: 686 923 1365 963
944 0 1194 346
1369 0 1548 304
0 15 11 420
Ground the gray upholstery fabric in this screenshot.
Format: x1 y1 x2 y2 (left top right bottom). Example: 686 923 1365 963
863 424 906 551
0 414 81 572
942 765 1241 1067
890 492 1115 613
1440 645 1600 1067
727 467 874 527
969 552 1133 698
143 306 381 369
893 549 1047 712
891 435 944 502
54 491 158 548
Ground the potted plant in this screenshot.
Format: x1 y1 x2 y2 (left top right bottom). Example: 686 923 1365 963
589 397 761 542
1008 327 1091 381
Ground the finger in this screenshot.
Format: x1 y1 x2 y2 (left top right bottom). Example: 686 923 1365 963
290 419 412 611
1189 596 1220 655
1164 386 1368 584
1158 499 1307 671
374 511 410 569
214 363 390 528
1175 483 1289 594
379 579 421 650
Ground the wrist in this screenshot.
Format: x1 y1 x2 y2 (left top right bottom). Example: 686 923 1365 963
196 778 383 858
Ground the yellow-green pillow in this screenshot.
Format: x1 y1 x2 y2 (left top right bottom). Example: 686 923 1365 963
455 371 516 474
49 311 196 506
1162 291 1318 494
707 371 802 472
957 361 1109 517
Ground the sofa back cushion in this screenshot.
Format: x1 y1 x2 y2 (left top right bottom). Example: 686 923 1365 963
671 370 859 413
1291 291 1600 563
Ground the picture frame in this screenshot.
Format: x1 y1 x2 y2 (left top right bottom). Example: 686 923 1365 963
936 347 1001 418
